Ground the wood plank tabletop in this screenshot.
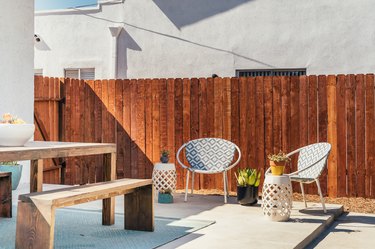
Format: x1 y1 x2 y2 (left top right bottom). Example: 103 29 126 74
0 141 116 161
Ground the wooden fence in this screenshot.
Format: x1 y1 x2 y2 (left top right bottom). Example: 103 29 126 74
34 74 375 198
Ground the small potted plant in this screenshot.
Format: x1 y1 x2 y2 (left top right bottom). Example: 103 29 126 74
158 188 173 203
268 151 291 175
160 149 170 163
235 168 261 205
0 161 23 190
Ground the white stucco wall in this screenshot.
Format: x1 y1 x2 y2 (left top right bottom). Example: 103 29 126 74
0 0 34 184
35 0 375 79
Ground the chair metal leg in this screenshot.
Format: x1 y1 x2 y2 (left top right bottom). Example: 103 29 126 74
225 171 229 197
223 171 227 203
315 179 327 213
191 171 195 195
300 182 307 208
185 171 190 202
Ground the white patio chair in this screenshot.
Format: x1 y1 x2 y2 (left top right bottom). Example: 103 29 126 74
176 138 241 203
266 143 331 213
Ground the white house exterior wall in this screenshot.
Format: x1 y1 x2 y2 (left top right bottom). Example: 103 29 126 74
0 0 34 184
35 0 375 79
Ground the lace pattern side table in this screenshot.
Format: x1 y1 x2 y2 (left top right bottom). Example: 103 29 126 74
262 174 292 222
152 163 177 193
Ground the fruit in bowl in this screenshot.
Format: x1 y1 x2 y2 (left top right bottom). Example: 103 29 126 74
0 113 35 146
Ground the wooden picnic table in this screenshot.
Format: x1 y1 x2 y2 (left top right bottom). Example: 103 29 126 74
0 141 117 224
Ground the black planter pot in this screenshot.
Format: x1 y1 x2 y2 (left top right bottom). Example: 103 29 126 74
237 185 258 206
160 156 169 163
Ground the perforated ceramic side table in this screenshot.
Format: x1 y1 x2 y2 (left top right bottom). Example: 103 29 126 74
152 163 177 193
262 174 293 222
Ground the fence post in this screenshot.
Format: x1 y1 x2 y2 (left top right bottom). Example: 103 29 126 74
327 75 338 197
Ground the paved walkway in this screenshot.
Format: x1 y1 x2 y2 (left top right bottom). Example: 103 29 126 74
308 212 375 249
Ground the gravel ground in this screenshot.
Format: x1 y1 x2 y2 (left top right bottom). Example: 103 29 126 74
176 189 375 214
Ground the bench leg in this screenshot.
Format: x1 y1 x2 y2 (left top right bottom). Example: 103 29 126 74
0 174 12 218
30 159 43 193
102 152 116 225
124 184 154 231
15 201 55 249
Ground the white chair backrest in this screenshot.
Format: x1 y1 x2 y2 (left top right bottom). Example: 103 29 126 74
297 143 331 179
184 138 238 172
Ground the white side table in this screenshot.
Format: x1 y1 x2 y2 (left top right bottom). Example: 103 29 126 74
152 163 177 193
262 174 293 222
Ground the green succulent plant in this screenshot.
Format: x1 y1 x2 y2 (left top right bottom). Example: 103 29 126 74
235 168 261 187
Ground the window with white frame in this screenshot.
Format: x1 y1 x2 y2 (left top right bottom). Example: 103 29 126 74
64 68 95 80
34 69 43 76
236 69 306 77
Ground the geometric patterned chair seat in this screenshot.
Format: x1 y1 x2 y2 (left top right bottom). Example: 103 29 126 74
177 138 241 203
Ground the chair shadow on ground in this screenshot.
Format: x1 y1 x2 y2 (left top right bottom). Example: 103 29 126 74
306 212 375 248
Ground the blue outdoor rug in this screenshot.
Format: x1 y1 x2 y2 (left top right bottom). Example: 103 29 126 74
0 208 214 249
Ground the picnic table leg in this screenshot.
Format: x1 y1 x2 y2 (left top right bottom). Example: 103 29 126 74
16 201 55 249
30 159 43 193
0 173 12 218
102 152 116 225
124 184 154 231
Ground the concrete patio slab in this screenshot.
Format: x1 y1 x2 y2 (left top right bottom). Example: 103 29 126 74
308 212 375 249
13 184 343 249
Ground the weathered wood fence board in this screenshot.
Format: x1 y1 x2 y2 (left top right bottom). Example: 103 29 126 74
34 74 375 198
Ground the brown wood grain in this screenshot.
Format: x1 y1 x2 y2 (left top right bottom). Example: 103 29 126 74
308 75 318 194
290 76 300 191
206 78 215 189
190 78 200 190
223 77 233 191
230 78 240 191
214 77 224 190
174 78 184 189
365 74 375 198
318 75 328 196
355 74 365 197
346 75 356 196
255 77 265 188
145 79 154 179
239 77 248 170
122 80 131 178
336 75 347 197
263 77 273 170
272 76 282 153
327 75 338 197
182 78 191 190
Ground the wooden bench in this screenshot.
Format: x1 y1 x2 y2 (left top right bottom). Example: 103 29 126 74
0 172 12 218
15 178 153 249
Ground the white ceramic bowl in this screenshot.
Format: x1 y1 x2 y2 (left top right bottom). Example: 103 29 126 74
0 124 35 146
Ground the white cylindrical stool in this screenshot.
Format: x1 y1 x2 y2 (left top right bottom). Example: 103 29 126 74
262 174 293 222
152 163 177 193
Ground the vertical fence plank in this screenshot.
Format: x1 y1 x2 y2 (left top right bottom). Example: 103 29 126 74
239 77 248 170
318 75 328 196
122 80 131 178
182 78 191 190
166 78 175 173
190 78 200 190
346 75 356 196
247 77 256 169
174 78 184 189
223 77 232 191
130 79 138 178
264 77 273 173
290 76 300 191
136 79 146 179
327 75 338 197
93 80 103 182
365 74 375 198
255 77 265 188
272 76 282 153
206 78 216 190
336 75 347 197
144 79 153 178
159 79 168 160
355 74 365 197
214 77 224 190
308 75 318 194
115 79 125 179
231 78 240 191
199 78 208 190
